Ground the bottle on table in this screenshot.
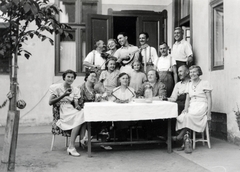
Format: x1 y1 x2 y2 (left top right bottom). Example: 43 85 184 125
144 84 153 103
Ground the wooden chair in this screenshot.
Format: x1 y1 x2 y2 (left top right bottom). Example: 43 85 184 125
192 122 211 149
50 102 71 151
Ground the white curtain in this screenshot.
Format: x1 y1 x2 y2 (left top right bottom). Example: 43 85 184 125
60 42 76 72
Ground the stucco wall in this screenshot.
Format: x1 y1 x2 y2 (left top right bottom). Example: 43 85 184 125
192 0 240 143
0 0 173 126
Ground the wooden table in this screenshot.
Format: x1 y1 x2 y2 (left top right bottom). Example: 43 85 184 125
84 101 178 157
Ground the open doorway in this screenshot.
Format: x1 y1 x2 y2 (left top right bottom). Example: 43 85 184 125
113 16 137 46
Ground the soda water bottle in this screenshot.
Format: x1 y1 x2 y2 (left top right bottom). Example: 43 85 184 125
144 84 153 103
184 131 192 153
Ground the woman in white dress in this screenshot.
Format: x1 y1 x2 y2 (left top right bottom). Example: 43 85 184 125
49 70 85 157
173 65 212 145
112 72 135 103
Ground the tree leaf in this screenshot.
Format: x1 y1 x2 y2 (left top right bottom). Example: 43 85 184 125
24 53 30 59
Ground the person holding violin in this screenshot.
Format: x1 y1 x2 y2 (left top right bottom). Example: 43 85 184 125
114 32 139 75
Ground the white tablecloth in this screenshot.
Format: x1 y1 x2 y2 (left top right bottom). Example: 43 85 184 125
84 101 178 122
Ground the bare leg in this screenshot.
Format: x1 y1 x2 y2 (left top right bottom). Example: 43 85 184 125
177 128 187 140
80 123 87 140
69 125 81 149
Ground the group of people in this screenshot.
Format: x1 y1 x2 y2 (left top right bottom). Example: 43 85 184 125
48 27 213 156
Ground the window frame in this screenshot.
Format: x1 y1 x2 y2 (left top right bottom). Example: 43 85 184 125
55 0 98 76
210 0 224 70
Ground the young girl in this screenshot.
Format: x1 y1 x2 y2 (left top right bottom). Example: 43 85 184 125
129 60 147 92
94 82 108 102
99 57 120 95
112 72 136 103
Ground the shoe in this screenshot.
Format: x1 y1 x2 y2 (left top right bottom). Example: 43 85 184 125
100 145 112 150
80 139 87 149
177 145 185 151
67 147 80 157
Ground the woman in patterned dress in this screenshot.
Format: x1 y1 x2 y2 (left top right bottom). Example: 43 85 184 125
49 70 85 157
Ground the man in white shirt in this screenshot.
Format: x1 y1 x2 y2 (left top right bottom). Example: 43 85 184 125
83 40 107 71
171 27 193 70
154 42 178 97
114 32 139 75
138 32 158 73
168 65 190 115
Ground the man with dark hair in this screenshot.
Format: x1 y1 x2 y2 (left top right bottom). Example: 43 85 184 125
138 32 158 73
171 27 193 70
114 32 139 75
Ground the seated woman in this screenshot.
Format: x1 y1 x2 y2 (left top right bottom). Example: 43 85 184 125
112 72 136 103
49 69 85 157
173 65 212 150
135 69 167 139
136 69 167 99
78 71 112 150
111 72 136 140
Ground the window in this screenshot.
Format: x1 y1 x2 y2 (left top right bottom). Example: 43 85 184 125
0 25 10 74
55 0 98 75
211 0 224 70
180 0 190 19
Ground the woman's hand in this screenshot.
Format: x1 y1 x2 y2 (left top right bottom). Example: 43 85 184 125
63 88 72 96
75 105 82 111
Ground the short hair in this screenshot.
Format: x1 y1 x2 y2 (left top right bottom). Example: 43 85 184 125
93 40 104 49
107 38 120 49
62 69 77 80
178 64 189 71
174 27 184 33
84 70 97 81
189 65 203 76
131 60 143 70
159 42 169 48
105 57 117 70
117 32 128 37
117 72 130 86
139 32 149 39
147 69 160 81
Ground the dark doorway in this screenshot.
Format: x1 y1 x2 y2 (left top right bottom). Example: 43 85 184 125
113 16 137 46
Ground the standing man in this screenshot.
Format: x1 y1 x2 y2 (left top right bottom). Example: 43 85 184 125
83 40 106 77
138 32 158 73
154 42 178 97
171 27 193 70
114 32 139 75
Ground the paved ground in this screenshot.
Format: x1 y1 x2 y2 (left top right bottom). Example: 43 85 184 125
0 125 240 172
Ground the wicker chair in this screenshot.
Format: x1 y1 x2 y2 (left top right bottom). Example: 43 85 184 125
50 102 72 151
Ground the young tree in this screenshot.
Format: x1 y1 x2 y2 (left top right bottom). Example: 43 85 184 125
0 0 72 171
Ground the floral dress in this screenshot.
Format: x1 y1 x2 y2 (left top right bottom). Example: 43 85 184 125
176 80 213 132
78 82 96 108
49 83 85 130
